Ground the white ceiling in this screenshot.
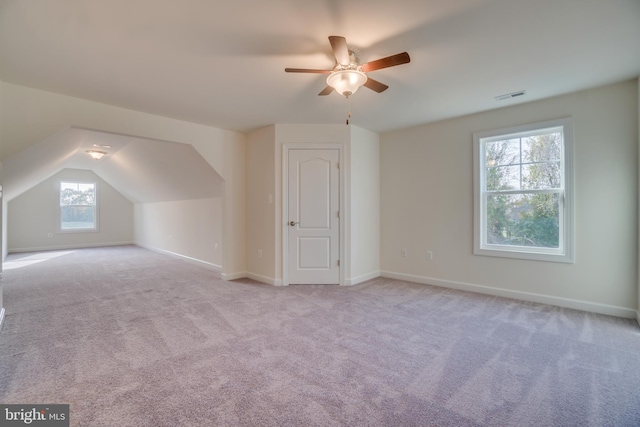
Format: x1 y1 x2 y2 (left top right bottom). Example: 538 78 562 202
1 0 639 134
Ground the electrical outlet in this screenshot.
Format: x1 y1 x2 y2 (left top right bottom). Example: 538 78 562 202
401 248 408 257
427 251 433 260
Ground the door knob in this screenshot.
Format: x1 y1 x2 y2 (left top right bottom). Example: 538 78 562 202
289 221 298 226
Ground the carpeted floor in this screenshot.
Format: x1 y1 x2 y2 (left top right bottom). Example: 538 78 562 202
1 245 639 426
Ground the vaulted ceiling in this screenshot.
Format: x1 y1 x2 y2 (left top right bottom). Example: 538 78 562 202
2 127 223 203
1 0 639 134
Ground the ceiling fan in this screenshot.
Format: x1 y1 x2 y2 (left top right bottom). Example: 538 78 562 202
285 36 410 98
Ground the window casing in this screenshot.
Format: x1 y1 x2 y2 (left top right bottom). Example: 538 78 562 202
59 181 98 231
473 118 574 263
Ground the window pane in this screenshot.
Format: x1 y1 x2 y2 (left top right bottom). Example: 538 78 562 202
60 182 95 206
522 162 561 190
486 165 521 191
485 139 520 167
486 193 559 248
61 206 96 229
522 132 562 163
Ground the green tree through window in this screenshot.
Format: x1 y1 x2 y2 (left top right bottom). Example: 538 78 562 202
60 181 97 230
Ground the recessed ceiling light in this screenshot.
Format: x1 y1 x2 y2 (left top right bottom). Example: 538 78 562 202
86 150 107 160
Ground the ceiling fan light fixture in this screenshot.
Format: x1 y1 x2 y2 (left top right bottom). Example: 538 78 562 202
326 69 367 97
86 150 107 160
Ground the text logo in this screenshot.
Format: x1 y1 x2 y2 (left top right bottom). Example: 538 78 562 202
0 405 69 427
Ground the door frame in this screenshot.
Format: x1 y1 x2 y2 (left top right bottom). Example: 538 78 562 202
282 143 346 286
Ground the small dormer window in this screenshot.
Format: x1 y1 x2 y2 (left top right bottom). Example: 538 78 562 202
59 181 97 231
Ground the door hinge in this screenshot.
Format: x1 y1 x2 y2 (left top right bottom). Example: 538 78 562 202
337 211 340 219
337 162 340 169
337 260 340 267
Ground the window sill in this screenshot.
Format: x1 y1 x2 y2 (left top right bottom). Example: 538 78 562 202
474 246 574 263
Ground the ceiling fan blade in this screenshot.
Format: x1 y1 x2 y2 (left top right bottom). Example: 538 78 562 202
364 77 389 93
285 68 331 74
318 86 334 96
360 52 410 72
329 35 351 65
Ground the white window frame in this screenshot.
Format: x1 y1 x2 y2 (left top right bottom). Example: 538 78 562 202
59 180 99 233
473 118 574 263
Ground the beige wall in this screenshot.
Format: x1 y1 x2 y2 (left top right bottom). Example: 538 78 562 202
1 79 6 263
0 160 3 318
381 79 639 317
8 169 133 252
245 124 380 286
246 126 276 282
220 133 247 279
348 126 380 283
134 198 222 268
246 124 350 284
0 170 2 313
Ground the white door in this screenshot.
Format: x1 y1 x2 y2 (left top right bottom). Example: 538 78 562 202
287 149 340 284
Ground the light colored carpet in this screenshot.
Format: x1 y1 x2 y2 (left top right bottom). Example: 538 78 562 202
1 245 639 426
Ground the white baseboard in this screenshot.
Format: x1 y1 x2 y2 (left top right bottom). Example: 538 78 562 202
135 244 222 272
8 241 134 254
243 270 380 287
0 307 5 333
221 271 247 281
380 270 637 319
246 272 283 286
345 271 380 286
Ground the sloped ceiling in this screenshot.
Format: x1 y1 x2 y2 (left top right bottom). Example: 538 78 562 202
0 0 638 133
3 127 223 203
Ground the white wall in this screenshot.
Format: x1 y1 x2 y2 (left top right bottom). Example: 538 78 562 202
8 169 133 252
381 80 638 318
0 83 246 277
348 126 380 283
638 76 640 325
134 198 222 268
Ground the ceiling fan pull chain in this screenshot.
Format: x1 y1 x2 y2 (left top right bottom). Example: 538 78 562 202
346 97 352 125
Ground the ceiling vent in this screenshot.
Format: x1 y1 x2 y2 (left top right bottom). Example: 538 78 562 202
495 90 526 101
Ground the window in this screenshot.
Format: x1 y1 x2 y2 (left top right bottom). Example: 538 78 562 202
60 181 97 231
473 118 573 262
